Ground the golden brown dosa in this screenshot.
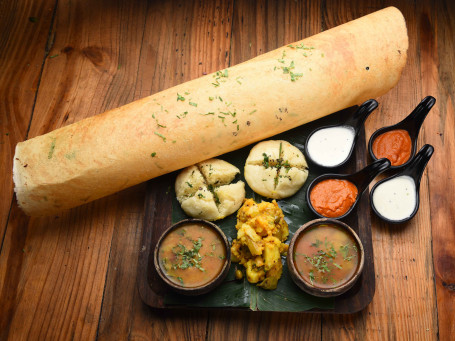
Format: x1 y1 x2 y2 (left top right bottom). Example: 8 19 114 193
13 7 408 216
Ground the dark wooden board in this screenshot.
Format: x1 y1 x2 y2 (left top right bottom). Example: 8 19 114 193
137 108 375 314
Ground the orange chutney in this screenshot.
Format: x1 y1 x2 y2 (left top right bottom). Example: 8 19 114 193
372 129 412 166
310 179 358 218
158 223 226 288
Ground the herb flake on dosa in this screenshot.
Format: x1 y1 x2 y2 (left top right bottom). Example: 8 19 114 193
13 7 408 216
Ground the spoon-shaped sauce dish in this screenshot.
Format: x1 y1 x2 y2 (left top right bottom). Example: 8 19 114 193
368 96 435 170
306 158 391 220
370 144 434 224
305 99 378 169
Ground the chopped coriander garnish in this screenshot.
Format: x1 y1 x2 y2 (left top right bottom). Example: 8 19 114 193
189 102 197 107
309 270 315 285
184 91 190 95
49 54 59 59
290 72 303 82
209 96 214 101
334 263 342 270
186 181 193 188
151 152 157 157
262 153 270 168
177 93 185 101
154 131 167 142
217 116 226 126
207 184 221 205
176 111 188 119
48 138 56 159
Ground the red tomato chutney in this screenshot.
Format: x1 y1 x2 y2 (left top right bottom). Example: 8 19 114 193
310 179 358 218
158 223 226 288
372 129 412 166
293 223 360 289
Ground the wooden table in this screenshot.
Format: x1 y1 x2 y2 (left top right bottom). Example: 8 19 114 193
0 0 453 340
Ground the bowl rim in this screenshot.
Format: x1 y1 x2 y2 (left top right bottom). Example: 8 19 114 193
153 218 231 296
287 218 365 297
368 125 416 170
304 123 357 169
306 174 360 220
369 173 420 224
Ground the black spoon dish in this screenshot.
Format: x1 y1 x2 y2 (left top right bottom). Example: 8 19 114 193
370 144 434 224
306 158 391 220
305 99 378 169
368 96 436 170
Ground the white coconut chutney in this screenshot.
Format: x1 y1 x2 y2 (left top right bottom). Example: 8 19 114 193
372 175 417 221
307 126 355 167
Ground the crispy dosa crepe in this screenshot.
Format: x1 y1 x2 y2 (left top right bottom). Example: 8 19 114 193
13 7 408 216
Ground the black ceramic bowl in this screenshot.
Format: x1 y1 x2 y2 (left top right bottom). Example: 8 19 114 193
368 96 435 170
306 158 391 219
287 218 365 297
153 219 231 296
370 144 434 224
305 99 378 169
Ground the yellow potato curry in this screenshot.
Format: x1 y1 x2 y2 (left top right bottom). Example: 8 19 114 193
231 198 289 289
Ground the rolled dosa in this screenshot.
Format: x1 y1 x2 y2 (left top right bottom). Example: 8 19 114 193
13 7 408 216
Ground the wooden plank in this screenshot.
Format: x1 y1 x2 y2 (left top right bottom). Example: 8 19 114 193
97 1 234 339
208 311 321 340
424 0 455 339
0 0 149 339
322 0 439 339
0 0 56 252
206 0 322 339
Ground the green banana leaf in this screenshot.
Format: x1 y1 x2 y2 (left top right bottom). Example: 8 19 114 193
165 109 355 311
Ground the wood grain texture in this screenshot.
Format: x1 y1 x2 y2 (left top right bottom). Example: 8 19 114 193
97 1 234 340
322 1 436 340
0 0 454 340
206 0 322 336
0 0 56 252
424 0 455 339
1 0 149 339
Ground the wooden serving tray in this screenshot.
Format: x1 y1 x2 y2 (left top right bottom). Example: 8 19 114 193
137 109 375 313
